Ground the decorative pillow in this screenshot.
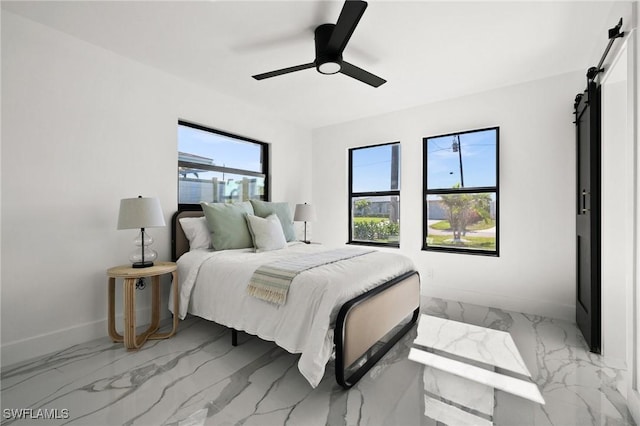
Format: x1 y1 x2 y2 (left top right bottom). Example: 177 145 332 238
250 200 296 242
178 216 211 250
200 202 255 250
245 214 287 252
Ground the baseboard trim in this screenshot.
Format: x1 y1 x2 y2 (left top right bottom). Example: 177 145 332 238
1 307 170 367
422 284 575 322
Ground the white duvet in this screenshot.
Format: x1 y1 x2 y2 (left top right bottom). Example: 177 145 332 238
169 242 415 388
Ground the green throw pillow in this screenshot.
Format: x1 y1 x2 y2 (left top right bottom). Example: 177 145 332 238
200 202 255 250
250 200 296 241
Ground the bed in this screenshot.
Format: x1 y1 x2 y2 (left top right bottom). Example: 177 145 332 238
170 206 420 389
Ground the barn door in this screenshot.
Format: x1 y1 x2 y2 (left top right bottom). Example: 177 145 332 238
575 80 601 353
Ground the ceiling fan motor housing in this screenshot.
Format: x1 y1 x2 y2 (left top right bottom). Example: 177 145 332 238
315 24 342 74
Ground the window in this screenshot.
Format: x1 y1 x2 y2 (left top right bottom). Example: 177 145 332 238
177 121 269 206
423 127 499 255
348 142 400 247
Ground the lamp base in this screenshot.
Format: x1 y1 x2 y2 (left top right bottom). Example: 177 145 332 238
132 261 154 268
302 240 311 244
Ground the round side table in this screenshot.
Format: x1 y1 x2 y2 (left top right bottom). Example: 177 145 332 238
107 261 178 350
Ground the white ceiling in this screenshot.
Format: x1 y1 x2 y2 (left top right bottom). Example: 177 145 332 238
3 1 618 129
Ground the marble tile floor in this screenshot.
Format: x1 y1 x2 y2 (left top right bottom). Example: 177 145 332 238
409 314 545 405
0 297 635 426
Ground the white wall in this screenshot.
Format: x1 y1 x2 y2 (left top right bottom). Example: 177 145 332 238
601 63 629 368
629 3 640 422
590 3 639 422
0 12 312 366
312 71 583 321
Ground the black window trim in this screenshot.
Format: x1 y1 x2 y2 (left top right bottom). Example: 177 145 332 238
177 120 270 208
422 126 499 257
348 141 401 248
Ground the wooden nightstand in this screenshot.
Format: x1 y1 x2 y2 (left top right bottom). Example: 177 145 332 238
107 261 178 350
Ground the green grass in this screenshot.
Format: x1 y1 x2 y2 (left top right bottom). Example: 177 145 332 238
353 216 389 224
430 219 496 231
426 234 496 250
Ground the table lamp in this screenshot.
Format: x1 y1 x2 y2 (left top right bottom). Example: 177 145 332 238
294 203 316 244
117 196 166 268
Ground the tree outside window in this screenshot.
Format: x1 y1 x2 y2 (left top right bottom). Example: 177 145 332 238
423 128 499 256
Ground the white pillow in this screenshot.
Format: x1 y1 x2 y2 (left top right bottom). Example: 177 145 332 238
245 214 287 253
179 216 211 250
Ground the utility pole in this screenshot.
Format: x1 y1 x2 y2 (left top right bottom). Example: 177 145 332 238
452 135 464 187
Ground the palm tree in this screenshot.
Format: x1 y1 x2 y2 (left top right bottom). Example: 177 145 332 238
439 188 492 244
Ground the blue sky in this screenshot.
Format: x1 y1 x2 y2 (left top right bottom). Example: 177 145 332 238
351 129 496 194
180 124 496 196
352 144 399 193
426 128 497 190
178 125 263 172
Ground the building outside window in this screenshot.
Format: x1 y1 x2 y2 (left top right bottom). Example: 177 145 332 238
348 142 400 247
177 121 268 206
423 127 499 256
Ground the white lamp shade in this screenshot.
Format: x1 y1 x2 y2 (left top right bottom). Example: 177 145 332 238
117 197 166 229
294 203 316 222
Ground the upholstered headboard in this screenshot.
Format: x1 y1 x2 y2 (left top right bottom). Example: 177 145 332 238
171 208 204 261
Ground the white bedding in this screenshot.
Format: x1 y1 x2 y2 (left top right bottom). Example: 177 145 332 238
169 242 415 388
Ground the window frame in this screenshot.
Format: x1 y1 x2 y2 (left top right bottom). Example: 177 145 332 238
422 126 499 256
177 120 269 209
348 141 401 248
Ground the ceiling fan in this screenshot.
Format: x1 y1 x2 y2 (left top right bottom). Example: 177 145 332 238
252 0 386 88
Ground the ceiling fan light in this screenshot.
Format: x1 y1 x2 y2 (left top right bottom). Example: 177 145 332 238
318 61 341 75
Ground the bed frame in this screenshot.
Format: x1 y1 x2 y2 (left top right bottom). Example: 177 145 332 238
171 207 420 389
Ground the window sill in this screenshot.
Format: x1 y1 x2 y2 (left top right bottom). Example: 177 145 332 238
422 246 499 257
347 241 400 249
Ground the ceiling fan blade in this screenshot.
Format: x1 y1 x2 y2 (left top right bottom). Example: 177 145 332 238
340 61 386 87
252 63 315 80
327 0 367 54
